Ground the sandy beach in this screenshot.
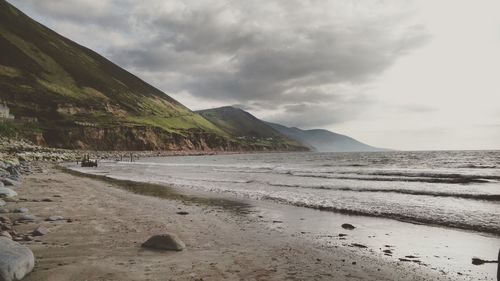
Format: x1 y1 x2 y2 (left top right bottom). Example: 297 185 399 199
0 163 473 281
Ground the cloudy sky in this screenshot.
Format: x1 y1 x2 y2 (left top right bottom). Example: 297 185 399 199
11 0 500 150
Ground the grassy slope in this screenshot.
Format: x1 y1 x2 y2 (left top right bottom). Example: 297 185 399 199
197 107 308 150
0 0 226 139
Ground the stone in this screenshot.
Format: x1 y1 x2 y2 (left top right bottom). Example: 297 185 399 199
351 243 368 249
0 200 4 207
341 223 356 230
0 188 17 199
1 178 19 187
23 236 33 242
46 216 64 222
0 231 11 239
13 208 28 214
0 217 10 225
41 198 53 202
0 237 35 281
16 215 36 223
32 226 49 236
142 233 185 251
176 211 189 215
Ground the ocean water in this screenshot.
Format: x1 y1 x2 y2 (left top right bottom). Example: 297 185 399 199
74 150 500 235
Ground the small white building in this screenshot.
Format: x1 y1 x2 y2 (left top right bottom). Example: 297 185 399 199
0 103 14 119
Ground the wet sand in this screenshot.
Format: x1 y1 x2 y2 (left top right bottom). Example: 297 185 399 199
5 163 491 280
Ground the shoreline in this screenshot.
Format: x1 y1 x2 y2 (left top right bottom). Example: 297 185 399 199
1 162 466 280
65 164 500 236
66 163 500 280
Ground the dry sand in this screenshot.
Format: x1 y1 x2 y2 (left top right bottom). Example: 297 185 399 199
5 163 459 281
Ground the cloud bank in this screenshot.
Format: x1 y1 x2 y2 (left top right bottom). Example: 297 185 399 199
13 0 429 129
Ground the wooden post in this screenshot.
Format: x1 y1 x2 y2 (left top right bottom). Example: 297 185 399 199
130 153 133 162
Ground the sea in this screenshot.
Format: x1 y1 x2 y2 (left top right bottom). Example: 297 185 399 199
70 150 500 280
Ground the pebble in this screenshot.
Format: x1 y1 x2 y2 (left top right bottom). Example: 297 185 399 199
46 216 65 221
142 233 185 251
341 223 356 230
0 231 12 239
17 214 37 223
32 226 49 236
13 207 29 213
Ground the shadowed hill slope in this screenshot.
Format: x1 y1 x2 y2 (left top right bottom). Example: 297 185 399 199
197 107 308 151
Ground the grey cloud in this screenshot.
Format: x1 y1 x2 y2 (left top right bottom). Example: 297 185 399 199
12 0 431 127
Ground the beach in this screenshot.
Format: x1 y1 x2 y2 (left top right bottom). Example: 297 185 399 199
1 163 466 281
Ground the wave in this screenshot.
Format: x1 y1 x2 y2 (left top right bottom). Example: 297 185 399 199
458 164 497 169
291 172 499 184
266 183 500 201
356 171 500 180
262 196 500 235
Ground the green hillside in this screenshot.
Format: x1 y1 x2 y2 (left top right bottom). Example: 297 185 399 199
197 107 308 151
0 0 233 150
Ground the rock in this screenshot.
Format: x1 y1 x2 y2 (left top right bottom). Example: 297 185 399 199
0 217 11 225
0 188 17 199
0 237 35 281
351 243 368 249
341 223 356 230
23 236 33 242
13 208 28 214
16 215 36 223
46 216 64 222
176 211 189 215
0 223 12 231
1 178 19 187
0 200 4 207
0 231 11 239
142 233 185 251
41 198 53 202
32 226 49 236
0 208 8 213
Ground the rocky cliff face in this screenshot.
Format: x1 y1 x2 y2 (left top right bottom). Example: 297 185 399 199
38 126 241 151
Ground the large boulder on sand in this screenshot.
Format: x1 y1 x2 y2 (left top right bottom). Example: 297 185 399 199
142 233 185 251
0 237 34 281
0 188 16 199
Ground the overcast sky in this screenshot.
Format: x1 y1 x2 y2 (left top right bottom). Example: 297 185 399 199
11 0 500 150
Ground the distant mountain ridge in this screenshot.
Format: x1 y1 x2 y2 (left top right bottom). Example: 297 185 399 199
267 122 385 152
196 107 308 151
197 106 384 152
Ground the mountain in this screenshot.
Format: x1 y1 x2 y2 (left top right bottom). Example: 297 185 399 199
267 122 385 152
196 107 308 151
0 0 243 151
